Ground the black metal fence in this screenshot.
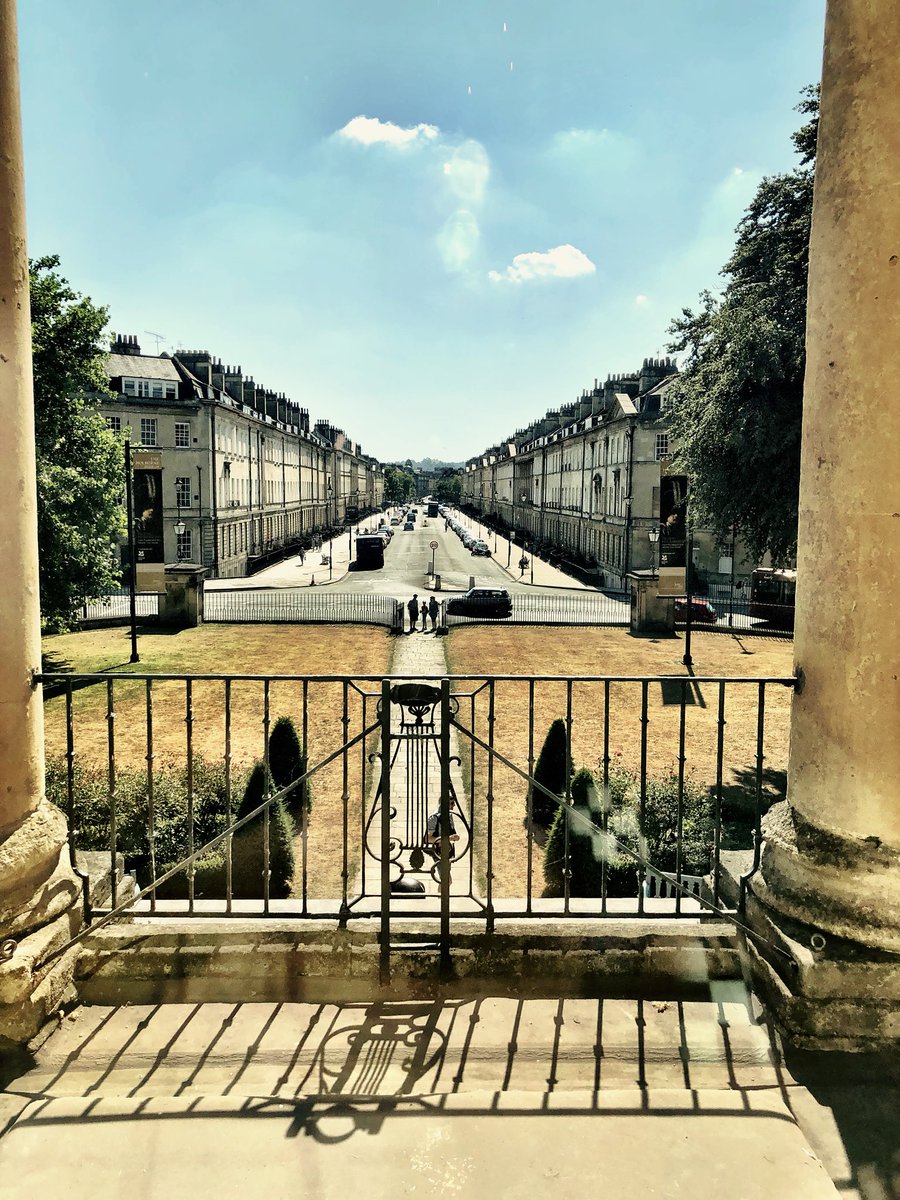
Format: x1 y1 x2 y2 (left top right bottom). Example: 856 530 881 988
39 668 795 981
673 583 794 637
205 588 402 629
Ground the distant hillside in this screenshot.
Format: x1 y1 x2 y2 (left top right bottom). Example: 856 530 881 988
410 458 463 472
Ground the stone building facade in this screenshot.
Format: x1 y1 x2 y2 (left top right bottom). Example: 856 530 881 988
103 334 384 583
460 358 755 590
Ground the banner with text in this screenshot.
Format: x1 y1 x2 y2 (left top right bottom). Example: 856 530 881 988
657 472 688 596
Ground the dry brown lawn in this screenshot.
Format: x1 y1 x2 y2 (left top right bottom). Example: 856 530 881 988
42 624 393 897
446 627 795 898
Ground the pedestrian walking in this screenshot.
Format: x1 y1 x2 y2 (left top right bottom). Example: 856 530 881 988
428 595 439 631
299 547 305 565
407 594 419 634
420 599 429 631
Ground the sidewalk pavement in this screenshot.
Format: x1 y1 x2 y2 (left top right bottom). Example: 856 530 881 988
205 521 371 590
450 512 592 591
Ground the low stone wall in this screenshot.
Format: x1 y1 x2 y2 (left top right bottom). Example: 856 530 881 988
75 917 741 1006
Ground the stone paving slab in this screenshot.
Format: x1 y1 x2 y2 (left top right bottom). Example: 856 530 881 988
0 1087 839 1200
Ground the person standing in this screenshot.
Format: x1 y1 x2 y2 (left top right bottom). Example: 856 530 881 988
420 599 429 631
407 594 419 634
428 595 439 631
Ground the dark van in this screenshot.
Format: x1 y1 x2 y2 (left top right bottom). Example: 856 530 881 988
355 534 385 570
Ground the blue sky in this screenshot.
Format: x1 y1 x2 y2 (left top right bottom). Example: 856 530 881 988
19 0 825 462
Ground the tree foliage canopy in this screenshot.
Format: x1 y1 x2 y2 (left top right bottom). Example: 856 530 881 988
383 465 416 503
666 86 818 564
31 255 124 630
431 470 461 505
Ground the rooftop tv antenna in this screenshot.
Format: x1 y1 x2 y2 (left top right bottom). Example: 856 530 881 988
145 330 166 353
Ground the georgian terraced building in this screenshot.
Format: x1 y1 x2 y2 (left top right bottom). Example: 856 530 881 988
460 357 754 590
102 334 384 583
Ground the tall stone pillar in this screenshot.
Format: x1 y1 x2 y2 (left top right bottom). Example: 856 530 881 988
750 0 900 1047
0 0 81 1041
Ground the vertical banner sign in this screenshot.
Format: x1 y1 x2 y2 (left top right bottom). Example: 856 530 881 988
133 451 164 563
658 471 688 596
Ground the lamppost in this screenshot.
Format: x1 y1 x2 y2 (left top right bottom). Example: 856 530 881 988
123 439 139 662
175 516 186 560
683 522 694 668
648 526 660 578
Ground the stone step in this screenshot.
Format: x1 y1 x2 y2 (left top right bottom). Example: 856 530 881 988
12 992 785 1102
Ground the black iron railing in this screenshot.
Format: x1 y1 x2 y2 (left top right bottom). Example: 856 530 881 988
39 668 795 969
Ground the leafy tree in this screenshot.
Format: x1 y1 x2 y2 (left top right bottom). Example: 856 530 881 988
383 465 416 504
31 255 124 630
528 718 569 827
666 86 818 564
432 471 462 505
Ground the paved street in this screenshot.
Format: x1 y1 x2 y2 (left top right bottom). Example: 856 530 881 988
205 507 599 606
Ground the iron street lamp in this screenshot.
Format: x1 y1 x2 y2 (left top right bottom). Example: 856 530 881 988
648 527 660 578
124 439 139 663
175 516 187 561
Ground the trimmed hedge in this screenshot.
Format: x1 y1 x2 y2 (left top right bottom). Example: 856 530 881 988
233 761 295 897
45 753 239 877
528 718 569 828
268 715 311 815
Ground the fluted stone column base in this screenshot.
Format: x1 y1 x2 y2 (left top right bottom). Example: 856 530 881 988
0 799 84 1044
746 803 900 1050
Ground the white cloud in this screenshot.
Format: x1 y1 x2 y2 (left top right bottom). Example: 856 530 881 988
441 140 490 207
336 115 439 149
437 210 480 273
489 244 596 284
635 294 649 305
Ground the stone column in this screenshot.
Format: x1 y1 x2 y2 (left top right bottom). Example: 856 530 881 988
0 0 80 1028
750 0 900 1046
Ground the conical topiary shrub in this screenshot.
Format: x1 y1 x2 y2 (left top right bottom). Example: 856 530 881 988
528 718 569 828
543 767 603 897
233 760 294 898
268 715 310 815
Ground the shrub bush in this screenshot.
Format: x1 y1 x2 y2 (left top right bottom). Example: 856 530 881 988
543 767 601 896
46 753 241 884
528 718 569 827
268 715 311 815
233 760 294 898
542 764 714 898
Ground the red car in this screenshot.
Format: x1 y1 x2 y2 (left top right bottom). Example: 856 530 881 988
674 598 718 624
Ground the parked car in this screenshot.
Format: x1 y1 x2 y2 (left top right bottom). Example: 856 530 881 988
390 517 401 526
446 587 513 618
674 598 718 624
470 541 491 556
